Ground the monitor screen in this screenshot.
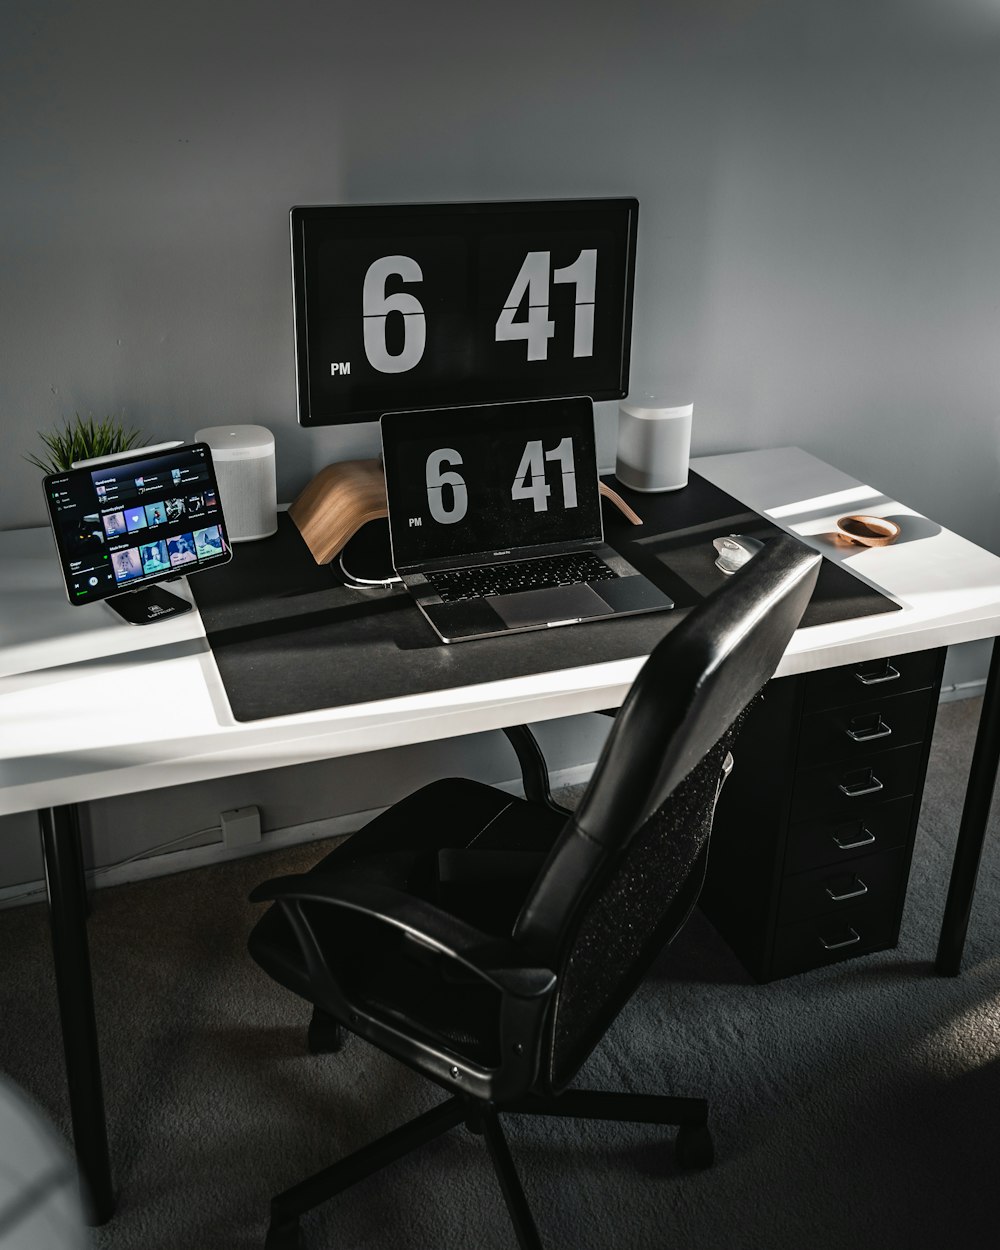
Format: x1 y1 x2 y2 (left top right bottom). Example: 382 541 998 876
290 197 638 426
43 443 232 606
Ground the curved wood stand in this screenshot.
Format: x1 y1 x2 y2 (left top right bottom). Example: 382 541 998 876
288 459 643 565
288 459 389 566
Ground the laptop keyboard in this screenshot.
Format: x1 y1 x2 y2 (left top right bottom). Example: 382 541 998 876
427 552 617 603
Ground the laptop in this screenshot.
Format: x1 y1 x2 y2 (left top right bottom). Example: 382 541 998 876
380 396 674 643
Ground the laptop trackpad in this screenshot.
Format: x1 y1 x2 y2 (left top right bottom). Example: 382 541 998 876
489 584 614 629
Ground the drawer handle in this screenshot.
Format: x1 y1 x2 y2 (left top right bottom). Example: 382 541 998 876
826 877 869 902
832 826 876 851
838 774 884 798
855 663 900 686
820 927 861 951
846 718 892 743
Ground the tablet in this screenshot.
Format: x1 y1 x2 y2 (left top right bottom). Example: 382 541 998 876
43 442 232 609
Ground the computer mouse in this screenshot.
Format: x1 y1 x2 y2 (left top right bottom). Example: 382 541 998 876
713 534 765 575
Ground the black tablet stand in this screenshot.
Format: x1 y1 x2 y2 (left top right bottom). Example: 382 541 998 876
105 584 193 625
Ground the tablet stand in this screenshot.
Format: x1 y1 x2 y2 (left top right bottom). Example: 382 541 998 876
105 585 193 625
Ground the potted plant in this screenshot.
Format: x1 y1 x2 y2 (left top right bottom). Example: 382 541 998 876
25 412 147 474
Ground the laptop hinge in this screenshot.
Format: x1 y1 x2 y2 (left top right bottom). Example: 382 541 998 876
403 539 606 578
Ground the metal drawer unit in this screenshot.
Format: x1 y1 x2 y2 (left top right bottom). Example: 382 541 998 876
699 647 945 981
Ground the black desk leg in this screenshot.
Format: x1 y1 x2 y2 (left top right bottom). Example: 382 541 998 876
38 804 115 1224
935 638 1000 976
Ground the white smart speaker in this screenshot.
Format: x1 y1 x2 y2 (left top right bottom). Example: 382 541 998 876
194 424 278 541
615 396 693 493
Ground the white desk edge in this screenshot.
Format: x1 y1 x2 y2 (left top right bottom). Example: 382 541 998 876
3 446 1000 817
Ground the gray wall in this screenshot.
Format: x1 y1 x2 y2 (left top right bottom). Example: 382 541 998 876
3 2 999 883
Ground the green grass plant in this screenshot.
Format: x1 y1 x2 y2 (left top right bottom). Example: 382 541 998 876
26 413 147 474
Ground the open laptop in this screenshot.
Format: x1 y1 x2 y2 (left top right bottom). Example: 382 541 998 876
380 396 674 643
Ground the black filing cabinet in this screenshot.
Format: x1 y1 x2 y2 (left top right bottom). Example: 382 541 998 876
700 647 945 980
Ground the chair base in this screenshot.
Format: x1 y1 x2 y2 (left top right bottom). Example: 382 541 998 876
264 1088 712 1249
306 1005 345 1055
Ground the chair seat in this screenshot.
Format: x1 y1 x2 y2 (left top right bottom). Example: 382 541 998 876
248 777 568 1068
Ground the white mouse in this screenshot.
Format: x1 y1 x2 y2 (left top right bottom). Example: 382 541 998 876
713 533 765 575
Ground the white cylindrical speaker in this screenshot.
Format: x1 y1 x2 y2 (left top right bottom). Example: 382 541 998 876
615 397 693 493
194 424 278 542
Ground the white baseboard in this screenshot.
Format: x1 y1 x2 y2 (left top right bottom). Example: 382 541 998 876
939 679 987 703
0 761 597 911
0 809 370 911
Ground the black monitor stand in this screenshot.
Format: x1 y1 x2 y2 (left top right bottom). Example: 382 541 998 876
106 584 193 625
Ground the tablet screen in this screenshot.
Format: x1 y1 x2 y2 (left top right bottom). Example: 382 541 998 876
43 443 232 606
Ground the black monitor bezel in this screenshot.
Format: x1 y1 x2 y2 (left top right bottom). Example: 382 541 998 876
42 441 233 608
290 196 639 427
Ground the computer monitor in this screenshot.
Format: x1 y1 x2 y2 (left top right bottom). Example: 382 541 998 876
43 443 232 624
290 197 639 427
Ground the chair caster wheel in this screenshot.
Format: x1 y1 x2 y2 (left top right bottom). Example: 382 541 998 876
307 1007 346 1055
265 1215 302 1249
675 1124 714 1170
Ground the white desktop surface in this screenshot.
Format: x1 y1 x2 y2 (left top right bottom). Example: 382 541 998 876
3 446 1000 819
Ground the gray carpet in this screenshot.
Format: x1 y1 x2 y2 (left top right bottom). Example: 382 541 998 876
2 697 999 1249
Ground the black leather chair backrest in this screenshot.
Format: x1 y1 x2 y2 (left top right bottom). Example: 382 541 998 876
513 533 821 1092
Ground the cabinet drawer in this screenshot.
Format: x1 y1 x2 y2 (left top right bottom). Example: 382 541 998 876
770 902 899 979
785 796 913 874
803 649 942 713
799 688 937 766
790 742 925 821
777 848 905 925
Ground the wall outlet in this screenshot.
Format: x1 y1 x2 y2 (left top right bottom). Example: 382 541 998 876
220 805 262 849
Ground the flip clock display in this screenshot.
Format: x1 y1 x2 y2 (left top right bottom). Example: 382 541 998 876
291 199 638 425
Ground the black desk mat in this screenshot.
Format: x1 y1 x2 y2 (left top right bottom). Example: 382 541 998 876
191 472 900 723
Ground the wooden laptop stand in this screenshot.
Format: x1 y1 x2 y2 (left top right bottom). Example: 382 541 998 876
288 458 644 565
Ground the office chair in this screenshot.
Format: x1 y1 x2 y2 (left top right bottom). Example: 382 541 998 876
247 533 821 1250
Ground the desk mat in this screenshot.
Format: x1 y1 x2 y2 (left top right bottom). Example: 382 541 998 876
191 472 900 723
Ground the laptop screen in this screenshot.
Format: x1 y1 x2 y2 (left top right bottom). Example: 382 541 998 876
381 397 603 570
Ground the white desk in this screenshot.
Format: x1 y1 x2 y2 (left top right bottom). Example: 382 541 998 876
4 446 1000 1220
5 446 1000 817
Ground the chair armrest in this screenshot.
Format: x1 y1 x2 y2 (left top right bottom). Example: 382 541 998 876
501 724 575 815
436 848 547 886
250 871 556 1001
